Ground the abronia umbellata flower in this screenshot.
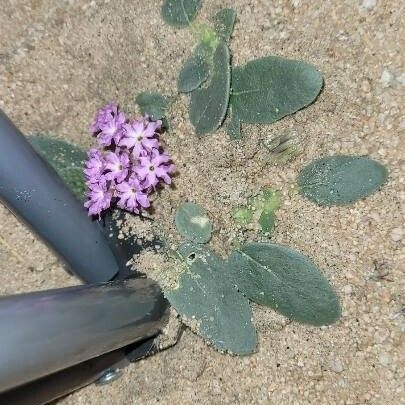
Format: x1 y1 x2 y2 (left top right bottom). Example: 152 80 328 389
84 103 175 217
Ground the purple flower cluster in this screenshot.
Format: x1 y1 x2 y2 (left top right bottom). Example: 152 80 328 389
84 103 175 216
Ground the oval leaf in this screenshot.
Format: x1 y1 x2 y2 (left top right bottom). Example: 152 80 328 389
165 242 257 355
175 202 213 243
161 0 201 27
258 211 275 234
213 8 236 42
297 155 388 206
232 206 253 225
228 56 323 137
228 243 341 326
178 43 211 93
189 41 231 136
135 92 172 121
28 135 86 201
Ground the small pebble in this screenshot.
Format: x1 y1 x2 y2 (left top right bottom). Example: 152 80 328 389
374 329 390 344
378 352 392 366
342 285 353 295
361 0 377 10
380 69 394 88
390 227 403 242
329 358 344 373
361 79 371 93
396 72 405 86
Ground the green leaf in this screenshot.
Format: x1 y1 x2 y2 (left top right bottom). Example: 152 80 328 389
228 56 323 137
297 155 388 206
256 188 282 213
191 22 219 48
189 41 231 136
258 211 275 234
232 206 253 225
228 243 341 326
178 43 211 93
213 8 236 42
232 188 281 233
161 0 202 27
135 92 172 121
28 135 86 201
175 202 213 243
165 242 257 355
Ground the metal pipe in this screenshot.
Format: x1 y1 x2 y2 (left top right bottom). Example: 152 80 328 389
0 278 169 393
0 109 119 282
0 338 159 405
0 348 128 405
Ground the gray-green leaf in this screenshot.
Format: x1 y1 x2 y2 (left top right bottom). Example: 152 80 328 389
189 41 231 136
161 0 202 27
178 43 211 93
297 155 388 206
258 211 275 234
228 243 341 326
213 8 236 42
228 56 323 137
175 202 213 243
28 135 86 201
165 242 257 355
135 92 172 121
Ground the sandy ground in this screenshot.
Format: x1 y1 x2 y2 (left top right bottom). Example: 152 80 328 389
1 0 404 404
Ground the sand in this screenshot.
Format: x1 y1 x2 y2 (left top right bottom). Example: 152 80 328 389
1 0 404 404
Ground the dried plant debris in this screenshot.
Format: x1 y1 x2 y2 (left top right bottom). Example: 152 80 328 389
263 134 301 165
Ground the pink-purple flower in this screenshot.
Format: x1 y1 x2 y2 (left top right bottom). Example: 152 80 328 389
84 148 105 183
120 120 161 157
104 151 130 183
84 179 113 216
89 102 118 134
84 103 175 217
137 148 175 188
89 102 126 147
116 175 150 214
